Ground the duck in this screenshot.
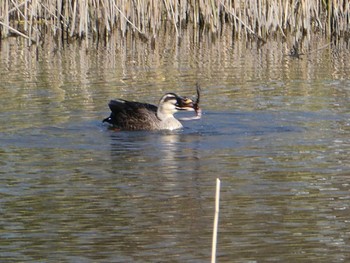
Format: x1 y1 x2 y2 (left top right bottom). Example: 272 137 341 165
103 93 197 131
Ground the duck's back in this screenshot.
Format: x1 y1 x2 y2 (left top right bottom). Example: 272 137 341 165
104 99 160 130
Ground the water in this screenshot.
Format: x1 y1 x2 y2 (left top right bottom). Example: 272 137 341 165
1 36 350 262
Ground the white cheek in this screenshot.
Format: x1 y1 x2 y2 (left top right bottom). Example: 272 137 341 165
165 103 176 110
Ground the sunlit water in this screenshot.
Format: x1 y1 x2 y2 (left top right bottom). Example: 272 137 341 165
1 36 350 262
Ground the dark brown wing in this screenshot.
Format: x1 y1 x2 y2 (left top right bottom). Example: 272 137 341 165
103 99 159 130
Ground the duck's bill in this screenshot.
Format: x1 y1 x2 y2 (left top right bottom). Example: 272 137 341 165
176 86 201 120
175 97 195 111
176 97 202 121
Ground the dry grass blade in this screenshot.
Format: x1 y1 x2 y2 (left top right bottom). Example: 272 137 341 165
0 19 33 40
221 2 265 42
113 2 146 37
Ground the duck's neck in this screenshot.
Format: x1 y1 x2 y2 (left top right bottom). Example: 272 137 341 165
157 109 183 130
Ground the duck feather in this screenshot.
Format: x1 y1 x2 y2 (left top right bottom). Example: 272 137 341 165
105 99 160 130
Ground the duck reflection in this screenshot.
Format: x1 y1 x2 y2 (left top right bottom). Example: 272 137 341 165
107 129 211 255
106 130 209 259
156 132 183 176
107 130 201 180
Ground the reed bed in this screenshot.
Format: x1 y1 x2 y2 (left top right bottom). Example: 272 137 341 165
1 0 350 44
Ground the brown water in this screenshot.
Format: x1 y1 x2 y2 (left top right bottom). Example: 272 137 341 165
1 35 350 262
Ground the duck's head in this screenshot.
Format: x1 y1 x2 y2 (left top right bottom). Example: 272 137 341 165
158 93 195 114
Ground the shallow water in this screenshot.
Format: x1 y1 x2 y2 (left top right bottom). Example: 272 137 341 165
1 36 350 262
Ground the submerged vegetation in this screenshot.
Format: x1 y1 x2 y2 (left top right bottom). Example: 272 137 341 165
0 0 350 45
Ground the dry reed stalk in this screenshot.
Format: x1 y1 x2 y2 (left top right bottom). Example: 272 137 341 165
164 0 179 36
1 0 350 44
211 178 221 263
3 0 9 37
24 0 28 32
114 2 144 37
70 0 77 37
0 20 31 40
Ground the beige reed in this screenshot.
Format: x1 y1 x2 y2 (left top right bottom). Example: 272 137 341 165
0 0 349 44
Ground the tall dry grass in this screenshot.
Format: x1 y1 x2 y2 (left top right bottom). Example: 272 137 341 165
0 0 349 44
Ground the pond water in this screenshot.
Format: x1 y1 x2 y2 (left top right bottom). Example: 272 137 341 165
1 35 350 262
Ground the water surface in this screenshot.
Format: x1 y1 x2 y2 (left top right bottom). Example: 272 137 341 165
1 36 350 262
